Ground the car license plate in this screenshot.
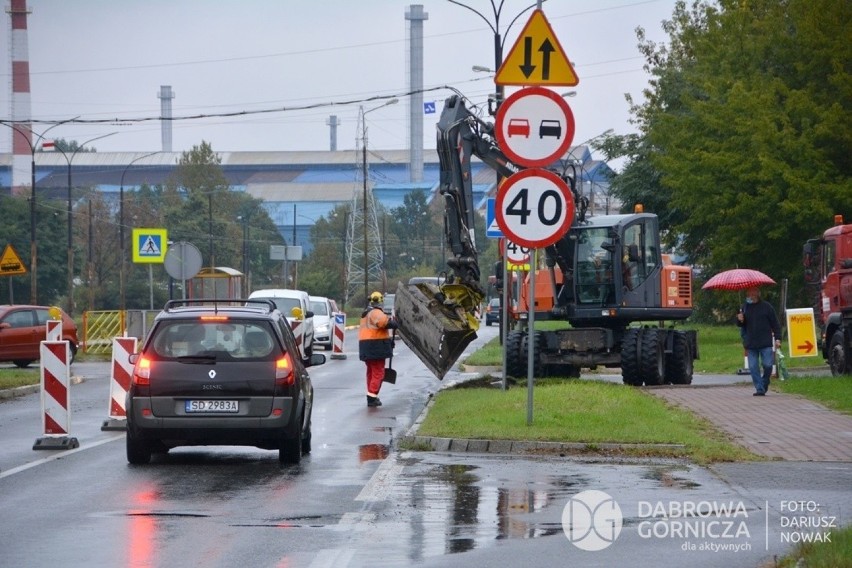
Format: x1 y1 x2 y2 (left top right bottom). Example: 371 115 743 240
185 400 239 413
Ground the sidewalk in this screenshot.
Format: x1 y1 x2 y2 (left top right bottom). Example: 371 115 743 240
648 384 852 461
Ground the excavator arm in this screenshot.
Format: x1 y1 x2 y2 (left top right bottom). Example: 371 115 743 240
394 95 521 379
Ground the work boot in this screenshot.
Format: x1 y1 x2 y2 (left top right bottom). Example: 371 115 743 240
367 396 382 407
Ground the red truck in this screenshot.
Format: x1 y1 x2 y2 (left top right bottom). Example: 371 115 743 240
803 215 852 375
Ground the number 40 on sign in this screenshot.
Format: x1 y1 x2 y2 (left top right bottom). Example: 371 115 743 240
496 168 575 249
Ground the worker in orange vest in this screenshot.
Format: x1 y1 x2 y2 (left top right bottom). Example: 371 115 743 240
359 291 397 407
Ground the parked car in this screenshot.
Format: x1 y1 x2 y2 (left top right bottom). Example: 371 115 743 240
0 305 79 367
248 289 315 358
309 295 335 350
125 298 325 465
485 297 501 326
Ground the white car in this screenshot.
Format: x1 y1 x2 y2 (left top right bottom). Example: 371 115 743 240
309 295 336 350
248 289 315 358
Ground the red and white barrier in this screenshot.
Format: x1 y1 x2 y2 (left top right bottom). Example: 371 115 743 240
330 312 347 360
33 341 79 450
45 319 61 341
102 337 137 431
290 318 306 357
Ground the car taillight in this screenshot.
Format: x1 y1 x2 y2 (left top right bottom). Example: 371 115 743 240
133 356 152 386
275 355 294 386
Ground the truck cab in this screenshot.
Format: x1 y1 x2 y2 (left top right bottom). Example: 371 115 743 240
803 215 852 374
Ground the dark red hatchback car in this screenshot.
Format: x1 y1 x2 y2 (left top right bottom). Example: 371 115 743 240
0 305 79 367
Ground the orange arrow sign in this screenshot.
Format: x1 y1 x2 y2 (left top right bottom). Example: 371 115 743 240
797 340 814 353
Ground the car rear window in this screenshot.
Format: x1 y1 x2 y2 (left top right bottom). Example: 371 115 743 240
149 320 278 360
258 297 301 316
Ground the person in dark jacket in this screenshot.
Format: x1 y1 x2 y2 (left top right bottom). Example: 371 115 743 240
736 287 782 396
359 291 397 407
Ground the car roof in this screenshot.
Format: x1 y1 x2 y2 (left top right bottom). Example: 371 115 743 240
155 299 280 321
249 289 309 299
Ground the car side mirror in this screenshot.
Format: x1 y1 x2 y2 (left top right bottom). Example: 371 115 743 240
128 353 139 364
308 353 326 367
305 310 315 319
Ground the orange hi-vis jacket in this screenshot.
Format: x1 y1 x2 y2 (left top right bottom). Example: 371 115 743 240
358 306 395 361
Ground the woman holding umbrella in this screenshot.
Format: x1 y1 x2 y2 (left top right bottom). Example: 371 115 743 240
736 287 782 396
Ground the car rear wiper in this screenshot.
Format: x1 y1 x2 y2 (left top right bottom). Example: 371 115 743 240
176 354 218 364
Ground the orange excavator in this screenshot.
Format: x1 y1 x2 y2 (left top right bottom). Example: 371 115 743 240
394 94 697 385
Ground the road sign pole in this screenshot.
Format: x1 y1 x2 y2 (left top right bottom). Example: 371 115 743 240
527 249 536 426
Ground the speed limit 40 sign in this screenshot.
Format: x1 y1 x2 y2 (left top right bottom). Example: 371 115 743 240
496 169 575 249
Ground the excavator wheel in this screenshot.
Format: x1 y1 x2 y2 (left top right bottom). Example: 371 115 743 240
621 329 643 386
665 331 693 385
640 330 665 386
505 330 526 379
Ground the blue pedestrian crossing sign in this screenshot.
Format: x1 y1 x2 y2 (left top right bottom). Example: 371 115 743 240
486 198 504 238
132 228 168 263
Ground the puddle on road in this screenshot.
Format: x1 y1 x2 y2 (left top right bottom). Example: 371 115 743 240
359 443 390 462
382 462 584 557
642 466 702 489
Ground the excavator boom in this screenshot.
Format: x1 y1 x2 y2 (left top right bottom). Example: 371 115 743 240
394 95 521 379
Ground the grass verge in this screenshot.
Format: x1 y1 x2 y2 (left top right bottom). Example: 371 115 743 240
0 368 39 390
417 379 759 465
774 375 852 414
774 524 852 568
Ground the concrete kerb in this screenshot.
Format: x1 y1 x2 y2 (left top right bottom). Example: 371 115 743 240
397 371 687 456
0 375 84 401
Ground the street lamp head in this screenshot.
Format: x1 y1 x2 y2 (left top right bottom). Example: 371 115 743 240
561 91 577 98
472 65 493 73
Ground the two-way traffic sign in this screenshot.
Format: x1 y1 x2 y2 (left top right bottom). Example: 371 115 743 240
495 9 579 86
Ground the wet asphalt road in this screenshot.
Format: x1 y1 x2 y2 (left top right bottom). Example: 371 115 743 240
1 326 849 567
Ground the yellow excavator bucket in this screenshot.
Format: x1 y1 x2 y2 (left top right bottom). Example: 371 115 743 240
393 280 481 379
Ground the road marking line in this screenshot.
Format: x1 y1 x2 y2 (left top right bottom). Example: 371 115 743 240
0 434 123 479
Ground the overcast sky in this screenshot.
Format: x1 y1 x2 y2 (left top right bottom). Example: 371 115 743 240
1 0 677 161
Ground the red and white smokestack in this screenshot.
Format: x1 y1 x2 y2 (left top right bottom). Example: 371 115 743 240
8 0 33 195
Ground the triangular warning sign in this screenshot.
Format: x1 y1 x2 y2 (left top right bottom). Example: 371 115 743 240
496 9 579 87
140 236 161 256
0 244 27 275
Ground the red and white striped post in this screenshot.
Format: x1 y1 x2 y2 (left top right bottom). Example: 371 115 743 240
102 337 137 431
290 319 306 357
330 312 347 360
33 341 79 450
46 319 61 341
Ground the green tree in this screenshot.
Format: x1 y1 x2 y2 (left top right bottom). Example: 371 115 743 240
613 0 852 318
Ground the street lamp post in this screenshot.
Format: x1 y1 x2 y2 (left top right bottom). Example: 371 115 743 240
237 214 250 297
0 117 76 303
360 99 398 301
53 132 116 315
119 151 160 311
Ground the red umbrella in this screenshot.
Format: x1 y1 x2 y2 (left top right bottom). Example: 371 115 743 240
701 268 776 291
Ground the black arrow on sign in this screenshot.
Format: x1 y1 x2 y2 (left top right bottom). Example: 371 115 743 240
520 36 536 78
538 38 555 80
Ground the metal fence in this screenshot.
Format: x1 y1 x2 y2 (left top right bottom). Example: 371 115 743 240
82 310 159 354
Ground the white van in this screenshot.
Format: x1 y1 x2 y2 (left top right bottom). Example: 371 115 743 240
248 289 315 358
